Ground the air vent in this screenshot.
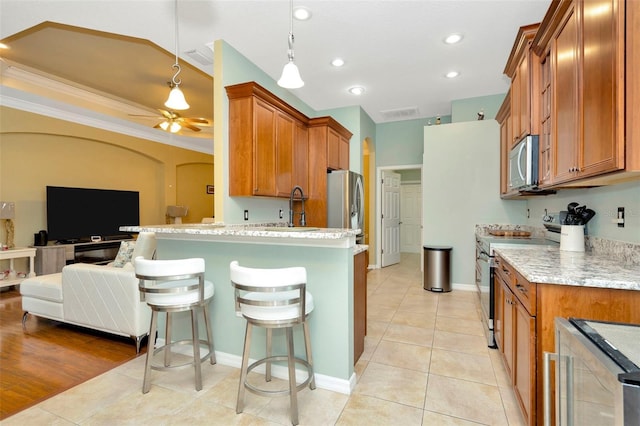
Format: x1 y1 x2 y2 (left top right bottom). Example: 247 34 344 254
380 106 419 120
184 49 213 66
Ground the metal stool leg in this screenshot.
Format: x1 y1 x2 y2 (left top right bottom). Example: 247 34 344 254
164 312 172 367
236 322 252 414
303 321 316 390
143 310 158 393
202 304 216 365
286 327 299 425
191 308 202 391
266 328 273 382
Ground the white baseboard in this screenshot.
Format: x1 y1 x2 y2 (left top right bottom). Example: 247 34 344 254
154 340 355 394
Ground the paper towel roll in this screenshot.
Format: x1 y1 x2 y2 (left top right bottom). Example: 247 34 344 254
560 225 585 252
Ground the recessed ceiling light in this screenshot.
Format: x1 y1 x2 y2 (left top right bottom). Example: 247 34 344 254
0 43 9 49
293 6 312 20
348 86 365 95
444 33 463 44
331 58 345 67
446 71 460 78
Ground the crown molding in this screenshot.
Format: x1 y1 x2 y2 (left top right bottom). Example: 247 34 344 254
0 63 213 154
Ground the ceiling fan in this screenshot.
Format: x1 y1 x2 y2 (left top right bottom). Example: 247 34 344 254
130 109 210 133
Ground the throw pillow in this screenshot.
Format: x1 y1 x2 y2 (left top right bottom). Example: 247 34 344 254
112 241 136 268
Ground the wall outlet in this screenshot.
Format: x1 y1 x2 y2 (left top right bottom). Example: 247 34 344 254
279 209 283 219
617 207 624 228
244 210 249 221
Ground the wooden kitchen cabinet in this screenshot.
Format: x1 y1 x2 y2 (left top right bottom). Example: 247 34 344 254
495 255 534 424
497 91 514 197
326 124 350 171
494 254 640 425
533 0 628 186
226 82 310 198
306 117 353 227
504 23 540 148
353 249 367 364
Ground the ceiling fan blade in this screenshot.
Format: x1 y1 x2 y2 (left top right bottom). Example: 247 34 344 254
153 122 163 129
182 117 210 125
181 121 202 132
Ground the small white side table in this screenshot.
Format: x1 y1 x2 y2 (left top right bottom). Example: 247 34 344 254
0 247 37 288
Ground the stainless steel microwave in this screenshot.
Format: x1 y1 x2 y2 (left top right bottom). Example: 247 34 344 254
508 135 539 191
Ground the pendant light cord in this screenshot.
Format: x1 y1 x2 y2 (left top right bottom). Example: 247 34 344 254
171 0 182 86
287 0 295 61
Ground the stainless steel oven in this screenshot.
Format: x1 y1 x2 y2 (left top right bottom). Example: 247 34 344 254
475 239 494 347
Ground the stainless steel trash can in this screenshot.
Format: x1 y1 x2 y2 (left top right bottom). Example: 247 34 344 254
423 245 452 292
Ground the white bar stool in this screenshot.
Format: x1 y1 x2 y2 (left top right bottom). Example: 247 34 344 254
135 257 216 393
230 260 315 426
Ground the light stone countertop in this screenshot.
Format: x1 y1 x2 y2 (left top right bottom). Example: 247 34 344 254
494 246 640 291
354 244 368 255
121 223 361 247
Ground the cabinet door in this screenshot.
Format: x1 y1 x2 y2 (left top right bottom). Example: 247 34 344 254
551 2 580 184
327 128 341 170
539 53 553 186
580 0 624 176
494 270 504 350
253 99 277 196
516 55 530 142
501 279 515 379
339 135 349 170
353 250 367 364
275 112 294 197
293 122 309 191
514 298 536 426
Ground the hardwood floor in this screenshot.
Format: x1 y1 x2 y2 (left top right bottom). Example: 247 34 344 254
0 286 146 420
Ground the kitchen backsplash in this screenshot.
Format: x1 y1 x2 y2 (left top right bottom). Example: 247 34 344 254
476 224 640 266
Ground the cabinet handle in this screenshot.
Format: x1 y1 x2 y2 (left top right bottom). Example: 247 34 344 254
516 283 527 294
543 351 557 426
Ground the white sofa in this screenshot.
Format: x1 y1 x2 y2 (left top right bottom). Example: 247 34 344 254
20 233 155 352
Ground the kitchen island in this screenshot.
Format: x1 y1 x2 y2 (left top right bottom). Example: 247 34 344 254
121 223 362 394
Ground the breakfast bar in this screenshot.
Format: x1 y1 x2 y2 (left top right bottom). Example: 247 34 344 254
121 223 362 394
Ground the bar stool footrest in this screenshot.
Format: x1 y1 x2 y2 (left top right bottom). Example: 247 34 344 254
244 355 314 397
150 338 214 372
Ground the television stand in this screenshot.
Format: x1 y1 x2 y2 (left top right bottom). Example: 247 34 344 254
36 239 130 273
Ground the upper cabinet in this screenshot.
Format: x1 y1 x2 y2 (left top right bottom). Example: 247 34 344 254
504 24 541 148
532 0 639 187
226 82 309 198
496 91 513 196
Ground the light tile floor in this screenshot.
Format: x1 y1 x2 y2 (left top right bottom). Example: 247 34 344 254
1 253 525 425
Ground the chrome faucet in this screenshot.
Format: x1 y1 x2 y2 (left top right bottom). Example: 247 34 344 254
289 186 306 227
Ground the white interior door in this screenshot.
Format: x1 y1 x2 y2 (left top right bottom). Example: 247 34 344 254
400 183 422 253
381 171 401 267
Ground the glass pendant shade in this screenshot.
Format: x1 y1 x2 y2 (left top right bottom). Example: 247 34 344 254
278 60 304 89
164 86 190 110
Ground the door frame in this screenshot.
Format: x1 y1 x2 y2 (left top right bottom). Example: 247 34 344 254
374 163 422 269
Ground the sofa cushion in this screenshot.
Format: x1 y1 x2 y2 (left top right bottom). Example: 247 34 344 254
20 273 63 302
113 241 135 267
130 232 156 265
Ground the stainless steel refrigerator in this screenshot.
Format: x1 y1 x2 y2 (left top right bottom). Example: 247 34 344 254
327 170 364 243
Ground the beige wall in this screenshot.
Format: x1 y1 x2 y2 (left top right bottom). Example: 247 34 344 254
0 106 213 250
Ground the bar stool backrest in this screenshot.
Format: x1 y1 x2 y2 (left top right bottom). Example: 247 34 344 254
135 257 207 303
230 261 308 324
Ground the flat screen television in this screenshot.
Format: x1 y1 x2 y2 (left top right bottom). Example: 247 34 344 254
46 186 140 243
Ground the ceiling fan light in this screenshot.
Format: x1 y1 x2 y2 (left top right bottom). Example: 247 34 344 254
169 121 182 133
159 121 170 131
278 60 304 89
164 86 190 110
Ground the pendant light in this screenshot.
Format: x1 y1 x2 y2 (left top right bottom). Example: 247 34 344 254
277 0 304 89
164 0 190 110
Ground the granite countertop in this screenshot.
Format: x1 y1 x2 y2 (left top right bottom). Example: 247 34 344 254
121 223 360 241
354 244 368 255
494 246 640 291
